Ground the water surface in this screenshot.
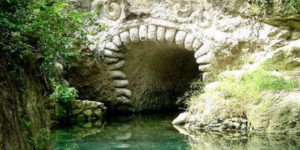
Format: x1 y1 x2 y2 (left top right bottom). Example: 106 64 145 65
52 112 189 150
52 112 300 150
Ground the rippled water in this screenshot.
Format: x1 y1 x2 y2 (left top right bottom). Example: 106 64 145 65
52 113 300 150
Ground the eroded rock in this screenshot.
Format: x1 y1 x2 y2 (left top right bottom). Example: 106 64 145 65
66 0 299 113
72 100 106 126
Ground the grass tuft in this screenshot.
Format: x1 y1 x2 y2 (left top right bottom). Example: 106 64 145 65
217 68 297 104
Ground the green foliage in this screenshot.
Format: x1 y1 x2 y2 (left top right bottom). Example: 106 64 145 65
217 68 297 103
21 117 32 129
21 117 35 148
262 58 299 71
0 0 95 124
251 0 269 7
25 0 90 77
36 128 50 150
249 0 300 15
284 0 300 13
186 62 298 113
245 70 296 91
50 81 78 104
50 80 78 122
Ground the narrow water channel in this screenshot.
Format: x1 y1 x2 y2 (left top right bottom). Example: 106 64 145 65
52 112 300 150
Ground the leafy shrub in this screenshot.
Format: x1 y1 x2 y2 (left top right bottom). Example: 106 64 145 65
36 128 50 150
0 0 96 123
50 80 78 122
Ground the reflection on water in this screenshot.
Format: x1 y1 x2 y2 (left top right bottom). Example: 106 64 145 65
52 112 189 150
52 113 300 150
175 126 300 150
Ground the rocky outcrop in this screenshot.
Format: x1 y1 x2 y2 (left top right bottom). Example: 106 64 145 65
50 99 106 127
63 0 298 112
170 0 300 133
71 100 106 127
248 91 300 134
174 90 300 135
173 37 300 135
0 51 51 150
65 49 126 111
64 0 300 137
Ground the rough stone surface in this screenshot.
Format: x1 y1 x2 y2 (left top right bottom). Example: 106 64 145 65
71 100 106 125
172 112 188 125
67 0 300 113
173 45 300 135
174 89 300 135
66 49 121 110
0 51 51 150
247 91 300 134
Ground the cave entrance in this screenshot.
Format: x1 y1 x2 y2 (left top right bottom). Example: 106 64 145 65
122 42 200 112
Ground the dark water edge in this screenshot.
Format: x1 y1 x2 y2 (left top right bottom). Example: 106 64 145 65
51 112 300 150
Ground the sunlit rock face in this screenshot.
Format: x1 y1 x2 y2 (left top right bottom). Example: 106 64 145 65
66 0 294 111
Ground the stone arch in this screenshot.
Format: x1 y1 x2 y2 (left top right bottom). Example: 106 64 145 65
97 24 216 110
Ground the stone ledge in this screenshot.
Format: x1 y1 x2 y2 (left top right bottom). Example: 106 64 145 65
51 100 106 127
72 100 106 126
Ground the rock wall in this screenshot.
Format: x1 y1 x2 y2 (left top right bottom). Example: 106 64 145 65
0 51 51 150
65 49 121 111
171 0 300 134
64 0 300 114
174 85 300 134
63 0 271 111
172 26 300 134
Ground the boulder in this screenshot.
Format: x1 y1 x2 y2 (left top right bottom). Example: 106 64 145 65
172 112 189 125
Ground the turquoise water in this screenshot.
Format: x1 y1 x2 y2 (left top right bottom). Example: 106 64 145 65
52 113 189 150
52 113 300 150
